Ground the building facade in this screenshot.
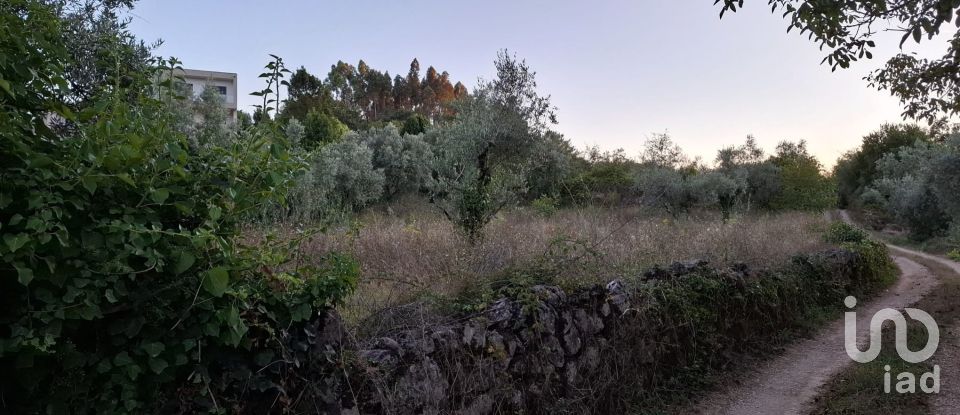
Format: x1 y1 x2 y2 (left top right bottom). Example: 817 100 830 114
174 68 238 120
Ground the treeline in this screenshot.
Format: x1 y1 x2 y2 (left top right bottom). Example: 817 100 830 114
835 124 960 242
245 58 470 133
221 54 840 239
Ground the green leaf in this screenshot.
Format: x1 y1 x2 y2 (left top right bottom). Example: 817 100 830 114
173 252 195 275
0 78 13 97
202 267 230 297
151 188 170 204
14 263 33 286
80 176 97 194
4 233 29 253
142 342 165 357
208 205 222 222
116 173 135 186
148 357 168 374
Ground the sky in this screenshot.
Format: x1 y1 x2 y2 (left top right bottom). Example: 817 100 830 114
128 0 957 168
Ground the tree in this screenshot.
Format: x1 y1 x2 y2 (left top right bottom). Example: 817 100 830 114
428 50 556 241
635 167 690 218
715 0 960 122
769 140 836 211
359 124 433 199
401 113 430 135
716 135 781 211
689 171 744 222
640 132 687 168
303 109 348 149
833 124 929 207
284 118 305 148
311 137 385 213
55 0 156 106
190 85 232 147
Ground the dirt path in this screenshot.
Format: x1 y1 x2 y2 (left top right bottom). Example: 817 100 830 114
688 256 937 414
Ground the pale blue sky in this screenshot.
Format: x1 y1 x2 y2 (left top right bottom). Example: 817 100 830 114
128 0 955 167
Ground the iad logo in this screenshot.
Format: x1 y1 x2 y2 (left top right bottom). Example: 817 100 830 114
843 296 940 393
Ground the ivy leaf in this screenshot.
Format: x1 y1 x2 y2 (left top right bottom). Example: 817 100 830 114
142 342 165 357
80 176 97 194
202 267 229 297
151 188 170 204
173 252 195 275
14 263 33 286
4 233 29 253
148 357 168 374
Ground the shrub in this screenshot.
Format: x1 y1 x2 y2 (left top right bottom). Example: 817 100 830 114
948 250 960 262
531 195 560 217
303 109 348 149
824 222 869 244
0 6 358 412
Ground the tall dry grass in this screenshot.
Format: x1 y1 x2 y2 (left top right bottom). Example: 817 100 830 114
294 205 831 324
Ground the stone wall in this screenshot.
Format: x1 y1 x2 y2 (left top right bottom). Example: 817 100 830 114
275 248 877 414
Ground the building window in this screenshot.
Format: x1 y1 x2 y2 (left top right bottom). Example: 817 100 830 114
217 86 227 95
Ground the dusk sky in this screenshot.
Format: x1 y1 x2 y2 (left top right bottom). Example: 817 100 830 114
128 0 956 167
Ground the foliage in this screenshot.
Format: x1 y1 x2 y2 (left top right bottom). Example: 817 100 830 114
303 109 349 149
871 139 954 239
187 85 233 148
768 140 836 211
716 0 960 122
0 3 359 411
531 195 560 217
635 167 691 217
640 132 687 168
54 0 156 106
359 124 433 199
312 137 385 213
284 117 305 148
524 131 577 201
688 171 743 221
281 59 468 128
401 113 430 135
428 50 556 241
948 249 960 262
572 147 635 204
833 124 929 208
824 222 868 244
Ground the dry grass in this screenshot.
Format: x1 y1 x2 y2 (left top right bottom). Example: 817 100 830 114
293 204 831 324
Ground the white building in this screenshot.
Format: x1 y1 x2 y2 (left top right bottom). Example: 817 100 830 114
174 68 238 120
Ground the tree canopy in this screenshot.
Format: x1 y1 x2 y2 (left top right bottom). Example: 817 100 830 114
716 0 960 123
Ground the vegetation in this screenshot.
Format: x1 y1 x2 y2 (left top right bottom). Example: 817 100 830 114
0 1 357 412
836 124 960 243
2 0 945 413
716 0 960 122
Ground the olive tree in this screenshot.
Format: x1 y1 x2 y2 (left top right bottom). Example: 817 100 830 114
358 124 433 199
428 50 556 241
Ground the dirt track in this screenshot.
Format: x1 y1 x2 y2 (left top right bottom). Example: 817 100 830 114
688 210 955 414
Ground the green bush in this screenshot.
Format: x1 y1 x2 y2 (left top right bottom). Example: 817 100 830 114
0 3 357 412
531 195 559 217
824 222 869 244
948 249 960 262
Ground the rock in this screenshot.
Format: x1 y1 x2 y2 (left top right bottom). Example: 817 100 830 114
485 298 515 328
360 349 398 367
669 259 709 276
374 337 403 357
606 279 631 315
561 311 582 356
